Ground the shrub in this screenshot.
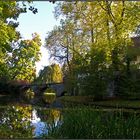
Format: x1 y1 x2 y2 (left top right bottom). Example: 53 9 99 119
118 72 140 98
43 93 56 104
22 89 35 101
45 88 56 93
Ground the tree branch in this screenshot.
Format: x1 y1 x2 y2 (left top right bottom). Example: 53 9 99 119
118 0 125 25
98 1 107 11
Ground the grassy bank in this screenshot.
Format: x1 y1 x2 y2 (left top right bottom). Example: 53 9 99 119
59 96 140 109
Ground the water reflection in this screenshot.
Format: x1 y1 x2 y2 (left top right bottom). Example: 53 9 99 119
0 105 61 138
35 108 62 138
31 109 48 137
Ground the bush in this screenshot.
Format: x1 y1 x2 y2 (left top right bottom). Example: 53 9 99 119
22 89 35 101
118 72 140 98
45 88 56 93
43 93 56 104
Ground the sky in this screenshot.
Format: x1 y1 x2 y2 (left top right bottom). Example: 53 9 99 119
16 1 60 74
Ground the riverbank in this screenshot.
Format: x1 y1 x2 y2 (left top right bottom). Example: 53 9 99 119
0 96 140 139
1 93 140 110
58 96 140 110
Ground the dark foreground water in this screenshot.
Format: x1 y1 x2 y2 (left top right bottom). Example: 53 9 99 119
0 105 62 138
1 103 140 139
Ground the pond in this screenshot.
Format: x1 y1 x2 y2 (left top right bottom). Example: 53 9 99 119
0 105 62 138
1 104 140 139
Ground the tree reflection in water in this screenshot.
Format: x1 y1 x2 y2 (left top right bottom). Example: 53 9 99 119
0 105 62 138
35 108 62 138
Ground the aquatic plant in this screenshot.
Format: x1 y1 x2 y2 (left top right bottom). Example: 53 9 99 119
48 107 140 139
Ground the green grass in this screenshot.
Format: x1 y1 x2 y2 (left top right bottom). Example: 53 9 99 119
59 96 140 109
47 107 140 139
91 100 140 109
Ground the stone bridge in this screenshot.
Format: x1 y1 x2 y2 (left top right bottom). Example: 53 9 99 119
21 82 66 97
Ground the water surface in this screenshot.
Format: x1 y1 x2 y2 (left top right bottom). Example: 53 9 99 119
0 105 61 138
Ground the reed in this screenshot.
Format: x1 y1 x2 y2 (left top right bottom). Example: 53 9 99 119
48 107 140 139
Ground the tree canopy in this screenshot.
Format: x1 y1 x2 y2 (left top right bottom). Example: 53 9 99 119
37 64 63 84
0 1 41 82
45 1 140 96
0 1 140 97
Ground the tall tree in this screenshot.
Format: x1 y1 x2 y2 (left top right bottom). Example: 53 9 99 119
45 1 140 96
0 1 24 79
0 1 41 81
37 64 63 84
9 33 42 82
